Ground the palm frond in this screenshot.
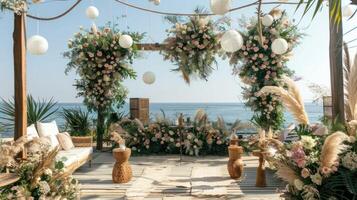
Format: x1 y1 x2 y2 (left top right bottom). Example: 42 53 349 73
296 0 342 24
61 108 92 136
344 44 357 123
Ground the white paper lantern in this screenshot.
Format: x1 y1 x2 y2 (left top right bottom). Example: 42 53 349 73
343 5 354 18
210 0 231 15
86 6 99 20
119 35 133 49
27 35 48 55
262 15 274 27
153 0 160 5
143 71 155 85
271 38 289 55
220 30 243 53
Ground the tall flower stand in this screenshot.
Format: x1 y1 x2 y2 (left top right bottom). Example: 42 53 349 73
227 139 244 179
252 150 267 187
112 148 132 183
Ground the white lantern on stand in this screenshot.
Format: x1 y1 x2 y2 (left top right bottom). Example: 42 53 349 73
119 35 133 49
210 0 231 15
86 6 99 20
143 71 156 85
220 30 243 53
27 35 49 55
262 15 274 27
271 38 289 55
153 0 160 5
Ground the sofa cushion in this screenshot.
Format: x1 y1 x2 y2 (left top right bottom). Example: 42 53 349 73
56 147 93 167
57 132 75 151
37 121 60 149
27 124 39 141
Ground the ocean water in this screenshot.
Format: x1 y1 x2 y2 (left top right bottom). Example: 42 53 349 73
0 102 323 138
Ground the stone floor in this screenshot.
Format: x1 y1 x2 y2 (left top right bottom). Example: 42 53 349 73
74 153 285 200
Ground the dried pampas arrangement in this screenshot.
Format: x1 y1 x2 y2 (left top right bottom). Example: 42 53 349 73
320 131 349 170
275 163 300 185
258 77 309 125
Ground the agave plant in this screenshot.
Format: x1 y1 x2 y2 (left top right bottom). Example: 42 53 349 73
0 95 58 129
61 108 92 136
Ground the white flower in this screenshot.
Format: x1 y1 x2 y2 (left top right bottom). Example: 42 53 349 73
294 179 304 191
341 151 357 170
44 168 52 177
103 75 110 82
300 136 316 150
310 173 322 185
38 181 51 195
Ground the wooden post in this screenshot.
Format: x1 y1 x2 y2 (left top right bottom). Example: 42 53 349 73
13 13 27 146
329 0 345 123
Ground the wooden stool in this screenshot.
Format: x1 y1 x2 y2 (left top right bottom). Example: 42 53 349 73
227 145 244 179
112 148 132 183
252 151 267 187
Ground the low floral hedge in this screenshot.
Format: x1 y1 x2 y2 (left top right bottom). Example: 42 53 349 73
110 113 234 156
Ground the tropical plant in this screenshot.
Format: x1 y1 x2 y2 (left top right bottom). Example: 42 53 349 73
296 0 357 23
64 22 143 150
61 108 92 136
229 9 303 131
0 95 58 129
161 8 228 84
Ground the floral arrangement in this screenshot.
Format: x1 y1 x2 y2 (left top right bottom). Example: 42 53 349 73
258 74 357 199
0 137 79 199
229 9 303 131
161 9 227 84
0 0 42 14
64 23 144 149
64 24 143 111
109 110 249 156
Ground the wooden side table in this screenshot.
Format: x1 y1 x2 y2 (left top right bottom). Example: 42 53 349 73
252 151 267 187
227 145 244 179
112 148 132 183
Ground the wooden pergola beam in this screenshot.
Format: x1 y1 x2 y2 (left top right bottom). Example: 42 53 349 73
136 43 167 51
13 13 27 156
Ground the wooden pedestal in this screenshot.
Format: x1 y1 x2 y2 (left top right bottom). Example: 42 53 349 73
227 145 244 179
112 148 132 183
252 151 267 187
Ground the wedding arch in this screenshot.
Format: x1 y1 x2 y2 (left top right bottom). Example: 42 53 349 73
4 0 352 150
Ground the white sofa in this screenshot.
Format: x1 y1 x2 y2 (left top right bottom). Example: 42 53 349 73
27 121 93 173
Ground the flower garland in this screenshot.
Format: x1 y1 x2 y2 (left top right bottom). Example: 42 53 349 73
161 11 226 84
0 0 42 14
229 9 302 130
64 24 143 111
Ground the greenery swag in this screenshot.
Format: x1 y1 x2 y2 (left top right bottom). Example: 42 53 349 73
161 9 227 84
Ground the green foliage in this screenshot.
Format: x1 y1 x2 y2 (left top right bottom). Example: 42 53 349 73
0 95 58 129
230 10 303 131
61 108 92 136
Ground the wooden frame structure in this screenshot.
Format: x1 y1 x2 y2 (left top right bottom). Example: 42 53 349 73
11 2 347 143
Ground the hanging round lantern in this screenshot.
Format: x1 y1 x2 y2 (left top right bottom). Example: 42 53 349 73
153 0 160 5
86 6 99 20
343 5 354 18
271 38 289 55
119 35 133 49
262 15 274 27
143 71 156 85
210 0 231 15
220 30 243 53
27 35 49 55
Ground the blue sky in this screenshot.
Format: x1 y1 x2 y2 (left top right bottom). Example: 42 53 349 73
0 0 356 103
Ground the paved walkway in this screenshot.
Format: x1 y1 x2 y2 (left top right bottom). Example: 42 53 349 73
74 153 284 200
